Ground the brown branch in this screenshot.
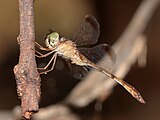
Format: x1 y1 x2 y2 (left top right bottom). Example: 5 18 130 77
13 0 41 119
32 104 80 120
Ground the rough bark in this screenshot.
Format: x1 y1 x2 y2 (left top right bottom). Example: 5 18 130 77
14 0 41 119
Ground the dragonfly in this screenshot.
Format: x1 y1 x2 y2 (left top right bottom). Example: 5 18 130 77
35 15 145 104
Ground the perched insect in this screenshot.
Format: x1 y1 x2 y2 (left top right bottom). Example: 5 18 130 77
35 15 145 103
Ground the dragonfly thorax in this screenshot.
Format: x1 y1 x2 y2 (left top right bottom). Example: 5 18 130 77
45 32 60 49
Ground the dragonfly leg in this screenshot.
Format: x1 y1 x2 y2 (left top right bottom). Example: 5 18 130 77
35 50 44 56
37 53 57 70
35 50 55 58
38 53 58 74
35 41 50 51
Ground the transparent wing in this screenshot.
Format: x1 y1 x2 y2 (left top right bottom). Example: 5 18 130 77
72 15 100 46
78 44 116 71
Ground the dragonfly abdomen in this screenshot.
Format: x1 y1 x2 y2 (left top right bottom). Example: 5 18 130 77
87 63 145 103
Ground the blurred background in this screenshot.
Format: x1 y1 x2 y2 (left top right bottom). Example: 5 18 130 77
0 0 160 120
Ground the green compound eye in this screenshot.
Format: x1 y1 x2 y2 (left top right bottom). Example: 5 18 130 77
49 32 59 41
48 32 60 46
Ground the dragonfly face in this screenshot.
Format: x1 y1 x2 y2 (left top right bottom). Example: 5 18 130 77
45 32 60 49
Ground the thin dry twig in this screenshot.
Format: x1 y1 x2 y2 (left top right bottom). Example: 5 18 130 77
33 104 80 120
13 0 41 119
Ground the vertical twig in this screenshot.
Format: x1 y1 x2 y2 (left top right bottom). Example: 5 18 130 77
14 0 41 119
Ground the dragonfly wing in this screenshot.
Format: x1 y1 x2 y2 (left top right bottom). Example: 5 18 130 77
78 44 116 71
72 15 100 46
66 61 91 79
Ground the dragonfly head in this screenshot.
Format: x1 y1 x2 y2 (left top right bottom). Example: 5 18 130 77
45 32 60 48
